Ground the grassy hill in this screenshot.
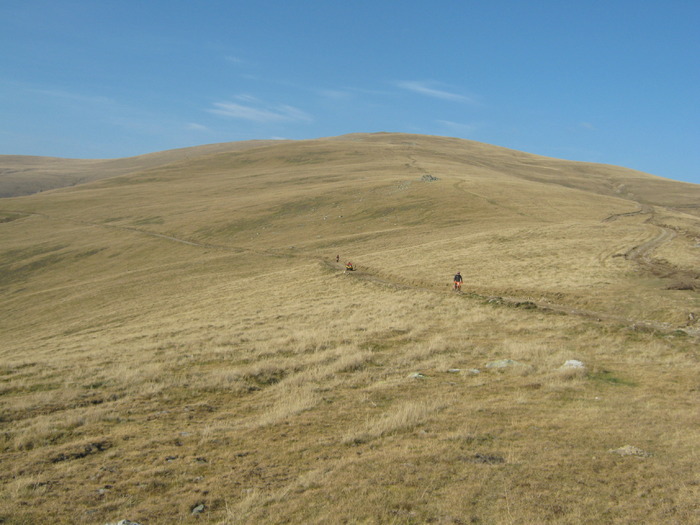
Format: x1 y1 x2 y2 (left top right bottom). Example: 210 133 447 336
0 140 286 198
1 133 699 523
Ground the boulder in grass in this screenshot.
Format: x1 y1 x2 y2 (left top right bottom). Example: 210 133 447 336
609 445 652 457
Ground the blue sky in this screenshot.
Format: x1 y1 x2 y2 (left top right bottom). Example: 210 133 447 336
1 1 698 184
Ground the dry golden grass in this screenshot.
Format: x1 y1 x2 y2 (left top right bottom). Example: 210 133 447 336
1 133 699 523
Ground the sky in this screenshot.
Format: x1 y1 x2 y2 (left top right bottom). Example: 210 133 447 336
1 1 699 185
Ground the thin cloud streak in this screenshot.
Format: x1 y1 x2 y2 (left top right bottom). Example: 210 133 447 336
397 81 476 104
436 120 479 135
30 88 117 107
208 100 312 123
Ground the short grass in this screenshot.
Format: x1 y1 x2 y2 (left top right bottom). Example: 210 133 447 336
1 133 699 524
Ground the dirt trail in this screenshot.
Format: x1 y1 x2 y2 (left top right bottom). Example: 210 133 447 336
335 261 699 338
602 203 653 223
625 226 677 265
8 209 697 338
5 210 298 259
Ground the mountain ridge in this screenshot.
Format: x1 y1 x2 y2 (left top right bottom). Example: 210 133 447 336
2 133 698 208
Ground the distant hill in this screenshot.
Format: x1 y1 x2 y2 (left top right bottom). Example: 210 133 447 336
2 134 698 211
0 139 286 198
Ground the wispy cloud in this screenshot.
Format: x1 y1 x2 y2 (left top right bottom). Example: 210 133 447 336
31 88 117 107
397 81 475 104
233 94 260 103
186 123 210 132
436 120 479 135
32 88 163 134
208 98 312 123
318 89 354 100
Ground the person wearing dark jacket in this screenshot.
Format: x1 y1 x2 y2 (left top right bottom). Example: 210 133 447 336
453 271 463 291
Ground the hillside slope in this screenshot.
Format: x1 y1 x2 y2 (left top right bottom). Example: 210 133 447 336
0 140 287 198
1 133 699 524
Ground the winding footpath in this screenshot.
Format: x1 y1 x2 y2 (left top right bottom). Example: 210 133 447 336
7 207 698 338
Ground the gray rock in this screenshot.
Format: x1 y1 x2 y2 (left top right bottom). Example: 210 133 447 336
408 372 427 379
470 453 505 464
191 504 205 515
609 445 652 457
561 359 585 369
486 359 521 369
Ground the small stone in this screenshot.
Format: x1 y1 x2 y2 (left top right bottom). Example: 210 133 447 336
447 368 461 373
486 359 521 369
469 453 505 464
191 503 205 515
561 359 585 369
608 445 652 457
408 372 427 379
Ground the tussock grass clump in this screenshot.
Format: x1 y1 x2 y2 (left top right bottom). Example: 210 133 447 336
342 399 445 445
250 385 321 429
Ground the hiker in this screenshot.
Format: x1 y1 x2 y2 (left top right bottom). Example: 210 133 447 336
336 254 340 263
346 262 354 271
453 271 463 291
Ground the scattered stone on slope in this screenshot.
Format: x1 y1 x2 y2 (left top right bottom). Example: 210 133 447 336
468 453 505 464
421 174 439 182
51 441 111 463
561 359 585 369
486 359 522 369
513 301 538 309
408 372 427 379
447 368 481 375
608 445 652 457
